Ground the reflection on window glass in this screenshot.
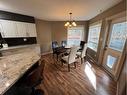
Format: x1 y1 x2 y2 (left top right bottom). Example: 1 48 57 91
67 27 84 46
88 23 101 51
109 22 127 51
106 55 117 68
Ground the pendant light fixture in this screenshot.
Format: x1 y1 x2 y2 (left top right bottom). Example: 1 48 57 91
64 13 77 27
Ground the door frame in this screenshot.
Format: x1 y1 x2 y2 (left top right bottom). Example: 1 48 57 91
101 11 126 81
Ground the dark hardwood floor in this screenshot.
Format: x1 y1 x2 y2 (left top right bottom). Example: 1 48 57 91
39 54 117 95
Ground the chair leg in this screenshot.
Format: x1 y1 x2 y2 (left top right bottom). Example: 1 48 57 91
68 64 70 72
31 87 36 95
74 62 76 69
61 61 64 66
84 56 86 62
53 55 56 63
57 54 58 61
81 58 83 64
52 53 54 59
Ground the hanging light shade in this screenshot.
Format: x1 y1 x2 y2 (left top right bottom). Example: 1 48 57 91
64 13 77 27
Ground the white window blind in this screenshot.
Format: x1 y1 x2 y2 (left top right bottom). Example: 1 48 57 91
67 26 84 46
87 22 102 51
109 21 127 51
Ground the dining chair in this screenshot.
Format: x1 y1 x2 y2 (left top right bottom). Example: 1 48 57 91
77 44 87 64
61 46 79 72
61 41 67 47
52 41 59 57
78 41 86 52
60 40 70 56
52 41 59 48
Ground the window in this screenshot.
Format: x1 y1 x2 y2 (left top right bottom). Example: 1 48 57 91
87 22 102 51
106 55 117 68
109 21 127 51
67 26 84 46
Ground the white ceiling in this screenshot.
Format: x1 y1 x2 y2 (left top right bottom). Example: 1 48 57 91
0 0 122 21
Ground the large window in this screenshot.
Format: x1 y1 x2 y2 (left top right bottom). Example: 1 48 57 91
87 22 102 51
67 26 84 46
109 21 127 51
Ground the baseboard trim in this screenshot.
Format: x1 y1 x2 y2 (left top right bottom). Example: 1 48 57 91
87 54 97 63
41 51 53 56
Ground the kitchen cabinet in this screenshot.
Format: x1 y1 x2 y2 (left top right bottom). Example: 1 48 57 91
27 23 37 37
16 21 28 37
0 20 18 38
0 19 37 38
0 22 4 37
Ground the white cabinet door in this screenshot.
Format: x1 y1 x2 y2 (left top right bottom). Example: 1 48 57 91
0 19 37 38
27 23 37 37
16 22 37 37
0 20 18 38
0 23 4 37
16 22 28 37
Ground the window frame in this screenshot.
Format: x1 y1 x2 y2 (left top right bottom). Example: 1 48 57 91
87 21 102 52
108 17 127 52
67 26 84 46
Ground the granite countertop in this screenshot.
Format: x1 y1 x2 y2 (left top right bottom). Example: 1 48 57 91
0 50 40 95
0 44 40 51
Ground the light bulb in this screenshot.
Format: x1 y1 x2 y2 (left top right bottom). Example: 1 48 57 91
64 22 69 26
69 24 72 27
72 22 77 26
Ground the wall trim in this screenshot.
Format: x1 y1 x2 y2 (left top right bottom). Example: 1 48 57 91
41 51 53 56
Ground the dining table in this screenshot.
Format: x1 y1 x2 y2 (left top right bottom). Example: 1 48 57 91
54 45 80 60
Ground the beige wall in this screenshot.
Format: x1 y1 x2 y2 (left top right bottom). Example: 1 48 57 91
87 0 126 64
51 21 67 44
89 0 126 23
51 21 88 44
35 19 52 53
36 20 88 53
116 56 126 95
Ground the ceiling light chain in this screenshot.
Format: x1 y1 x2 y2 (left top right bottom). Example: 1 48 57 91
70 13 72 21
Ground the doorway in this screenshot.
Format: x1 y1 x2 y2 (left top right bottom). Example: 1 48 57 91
102 16 126 79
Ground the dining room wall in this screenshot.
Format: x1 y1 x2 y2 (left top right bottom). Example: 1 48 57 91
35 0 125 56
116 55 126 95
36 20 88 54
51 21 67 44
51 21 88 45
35 19 52 54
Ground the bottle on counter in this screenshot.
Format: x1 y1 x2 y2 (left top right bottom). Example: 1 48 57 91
2 40 8 48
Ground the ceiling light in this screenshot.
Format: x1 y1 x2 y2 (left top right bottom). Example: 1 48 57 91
64 13 77 27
